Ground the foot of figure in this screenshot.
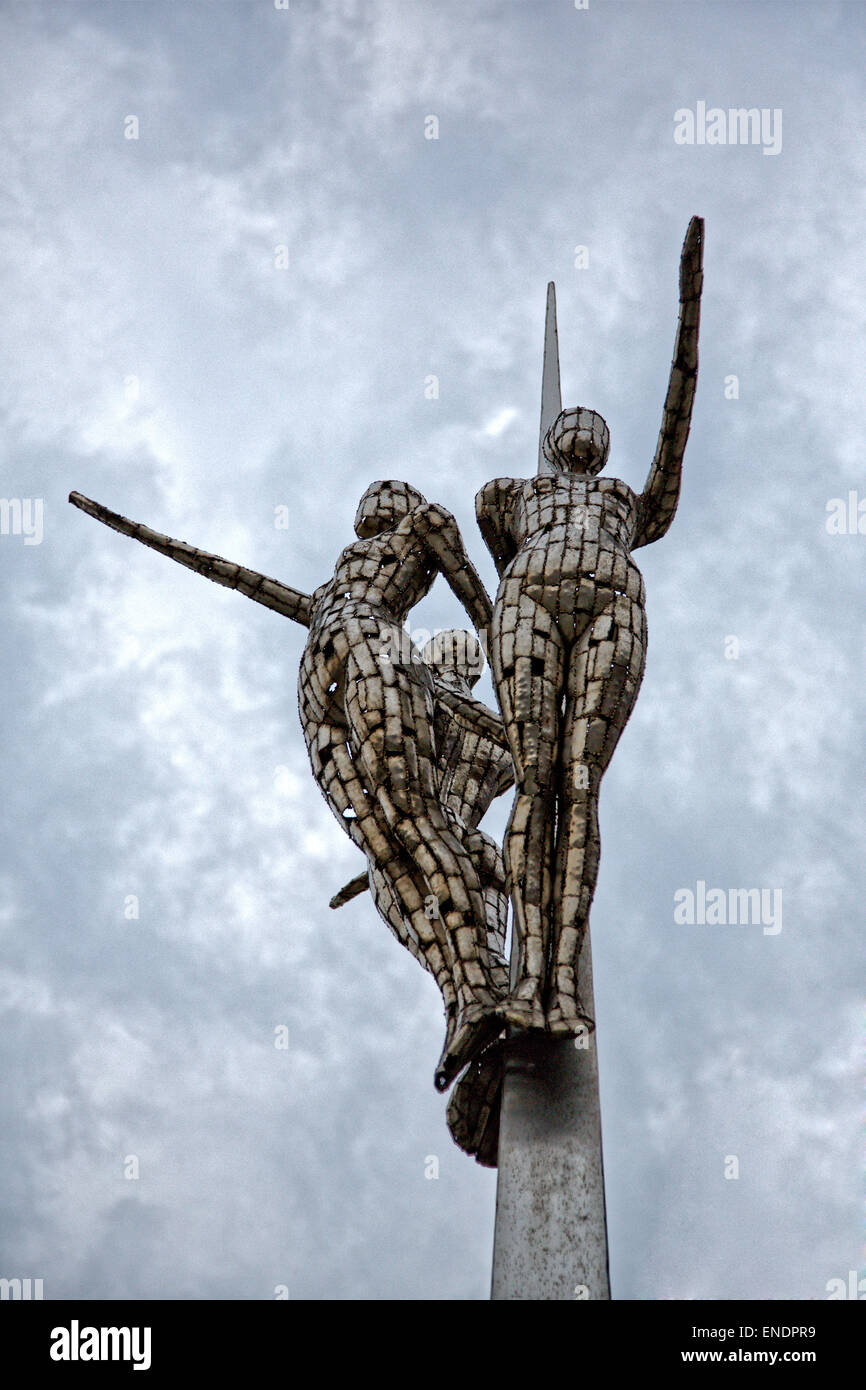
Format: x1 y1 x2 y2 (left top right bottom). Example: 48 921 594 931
445 1037 506 1167
434 1004 503 1092
545 992 595 1038
496 979 546 1033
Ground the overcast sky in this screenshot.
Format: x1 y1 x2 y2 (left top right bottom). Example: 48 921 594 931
1 0 864 1301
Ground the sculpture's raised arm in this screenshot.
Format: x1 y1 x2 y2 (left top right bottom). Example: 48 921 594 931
409 502 494 635
68 491 313 627
632 215 704 550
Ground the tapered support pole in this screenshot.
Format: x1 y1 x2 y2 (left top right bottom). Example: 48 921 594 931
490 929 610 1300
537 281 562 475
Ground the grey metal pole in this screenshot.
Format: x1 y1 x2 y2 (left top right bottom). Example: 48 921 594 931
490 927 611 1300
537 281 561 473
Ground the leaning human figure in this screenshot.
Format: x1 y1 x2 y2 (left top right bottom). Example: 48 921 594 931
68 481 510 1092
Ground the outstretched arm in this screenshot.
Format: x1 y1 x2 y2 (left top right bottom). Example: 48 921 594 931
69 492 313 627
632 215 704 550
411 503 493 636
432 683 510 750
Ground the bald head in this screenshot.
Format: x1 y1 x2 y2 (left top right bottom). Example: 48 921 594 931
421 629 485 690
541 407 610 477
354 479 426 539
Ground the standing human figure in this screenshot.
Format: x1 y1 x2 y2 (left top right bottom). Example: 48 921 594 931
476 217 703 1037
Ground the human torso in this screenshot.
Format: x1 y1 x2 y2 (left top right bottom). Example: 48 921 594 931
308 522 435 638
510 474 638 557
299 519 437 727
497 474 645 638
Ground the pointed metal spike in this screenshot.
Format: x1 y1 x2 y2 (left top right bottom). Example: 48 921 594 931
537 281 562 475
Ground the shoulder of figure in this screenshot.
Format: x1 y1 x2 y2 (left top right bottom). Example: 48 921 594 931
596 474 638 499
405 501 457 537
475 477 522 516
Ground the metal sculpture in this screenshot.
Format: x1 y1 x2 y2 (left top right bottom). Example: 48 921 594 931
69 218 703 1187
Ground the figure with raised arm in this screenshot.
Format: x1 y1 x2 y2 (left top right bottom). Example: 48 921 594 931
476 216 703 1038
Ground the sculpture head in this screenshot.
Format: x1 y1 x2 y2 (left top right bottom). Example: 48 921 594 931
421 629 485 692
541 407 610 477
354 479 426 539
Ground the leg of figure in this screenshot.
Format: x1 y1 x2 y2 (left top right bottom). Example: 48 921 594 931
307 716 460 1015
299 631 488 1069
344 643 505 1086
462 825 509 965
548 592 647 1034
490 588 565 1031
